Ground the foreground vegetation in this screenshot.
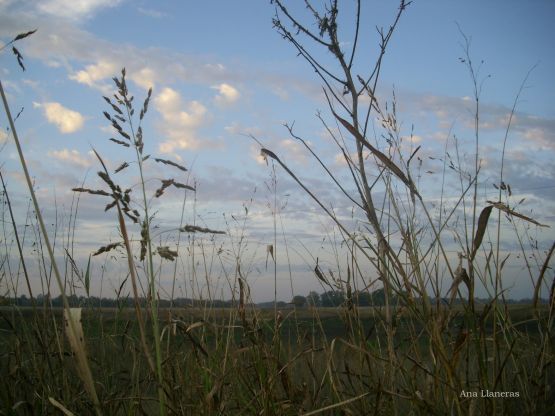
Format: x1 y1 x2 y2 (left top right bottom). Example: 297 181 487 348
1 1 553 415
0 303 552 415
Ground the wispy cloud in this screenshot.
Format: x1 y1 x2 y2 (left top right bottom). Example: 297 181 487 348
33 101 85 133
278 138 309 165
137 7 167 19
401 92 555 143
0 0 14 10
522 125 555 151
47 148 92 167
0 6 314 107
37 0 123 20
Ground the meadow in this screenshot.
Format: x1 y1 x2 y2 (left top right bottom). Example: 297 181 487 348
1 1 554 415
0 303 552 415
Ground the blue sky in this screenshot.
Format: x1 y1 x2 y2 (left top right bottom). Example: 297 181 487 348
1 0 554 302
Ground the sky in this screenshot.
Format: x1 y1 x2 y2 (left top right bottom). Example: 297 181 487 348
0 0 554 302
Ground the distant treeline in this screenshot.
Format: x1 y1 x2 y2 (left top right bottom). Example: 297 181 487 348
1 295 235 308
291 289 547 308
2 289 546 309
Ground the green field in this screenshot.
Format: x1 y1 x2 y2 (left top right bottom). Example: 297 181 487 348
1 304 553 415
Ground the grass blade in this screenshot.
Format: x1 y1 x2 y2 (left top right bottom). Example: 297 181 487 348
471 205 493 260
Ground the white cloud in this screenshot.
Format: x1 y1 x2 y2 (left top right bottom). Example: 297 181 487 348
0 129 7 144
69 60 117 93
70 61 158 93
38 0 122 20
47 148 92 167
250 144 267 165
212 83 240 106
154 87 208 153
156 88 205 128
34 101 85 133
130 67 157 90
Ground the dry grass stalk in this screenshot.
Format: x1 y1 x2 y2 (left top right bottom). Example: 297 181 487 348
63 308 99 413
1 79 102 415
48 397 76 416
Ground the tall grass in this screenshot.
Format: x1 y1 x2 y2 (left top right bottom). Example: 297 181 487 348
1 2 554 415
263 1 554 414
1 40 102 414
